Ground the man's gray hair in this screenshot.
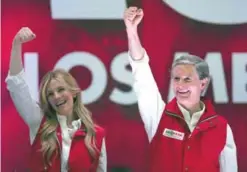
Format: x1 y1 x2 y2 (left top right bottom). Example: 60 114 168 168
172 54 210 80
172 54 210 96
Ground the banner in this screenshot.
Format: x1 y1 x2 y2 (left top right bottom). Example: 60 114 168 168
2 0 247 171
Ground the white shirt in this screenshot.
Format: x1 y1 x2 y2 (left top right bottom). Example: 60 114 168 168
5 70 107 172
129 49 238 172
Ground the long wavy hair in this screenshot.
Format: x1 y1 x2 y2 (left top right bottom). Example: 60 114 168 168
38 69 98 164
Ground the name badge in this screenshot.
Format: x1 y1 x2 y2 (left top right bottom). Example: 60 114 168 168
163 128 184 141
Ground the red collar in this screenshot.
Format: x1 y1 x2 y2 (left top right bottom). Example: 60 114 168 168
164 97 217 122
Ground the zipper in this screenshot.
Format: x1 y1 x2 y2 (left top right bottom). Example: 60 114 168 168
55 132 62 154
165 110 185 121
198 115 217 124
165 110 217 124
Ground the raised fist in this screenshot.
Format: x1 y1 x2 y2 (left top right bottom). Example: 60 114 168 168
13 27 36 44
124 7 144 30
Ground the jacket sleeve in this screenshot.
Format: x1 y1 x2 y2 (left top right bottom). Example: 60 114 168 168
128 49 165 142
219 124 238 172
5 70 43 144
97 138 107 172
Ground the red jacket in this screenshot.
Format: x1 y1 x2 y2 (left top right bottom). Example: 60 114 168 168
149 98 227 172
29 117 105 172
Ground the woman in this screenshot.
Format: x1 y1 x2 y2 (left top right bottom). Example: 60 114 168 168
6 27 107 172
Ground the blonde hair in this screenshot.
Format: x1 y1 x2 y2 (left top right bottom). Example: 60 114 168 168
38 68 98 164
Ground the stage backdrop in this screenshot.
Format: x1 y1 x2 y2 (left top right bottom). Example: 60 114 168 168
2 0 247 171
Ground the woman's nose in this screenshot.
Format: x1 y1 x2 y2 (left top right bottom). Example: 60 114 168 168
53 92 60 99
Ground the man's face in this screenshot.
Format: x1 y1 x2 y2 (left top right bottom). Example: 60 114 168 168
171 64 207 110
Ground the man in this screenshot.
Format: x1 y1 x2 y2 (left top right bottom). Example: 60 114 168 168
124 6 237 172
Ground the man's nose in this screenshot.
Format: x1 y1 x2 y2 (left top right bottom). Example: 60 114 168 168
176 81 186 88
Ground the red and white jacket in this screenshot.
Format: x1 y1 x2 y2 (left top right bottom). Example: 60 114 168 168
30 117 105 172
6 70 107 172
129 49 238 172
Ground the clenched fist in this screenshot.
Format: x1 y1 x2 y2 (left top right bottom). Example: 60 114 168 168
124 7 144 30
13 27 36 45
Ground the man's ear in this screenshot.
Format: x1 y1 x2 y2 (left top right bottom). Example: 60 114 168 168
201 77 209 89
201 77 210 96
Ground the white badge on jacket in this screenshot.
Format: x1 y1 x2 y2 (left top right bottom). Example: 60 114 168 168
163 128 185 140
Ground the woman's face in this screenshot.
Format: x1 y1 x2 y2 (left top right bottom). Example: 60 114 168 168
46 75 75 116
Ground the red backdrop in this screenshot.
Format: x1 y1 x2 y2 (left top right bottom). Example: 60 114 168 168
2 0 247 171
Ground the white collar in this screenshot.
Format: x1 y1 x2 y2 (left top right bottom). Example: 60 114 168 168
56 114 81 129
177 101 205 131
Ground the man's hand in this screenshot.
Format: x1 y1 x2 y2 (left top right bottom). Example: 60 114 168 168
124 7 144 31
